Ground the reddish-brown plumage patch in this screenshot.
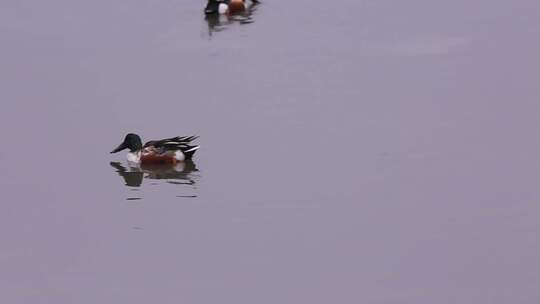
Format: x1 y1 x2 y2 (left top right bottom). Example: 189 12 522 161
140 152 176 164
228 0 245 14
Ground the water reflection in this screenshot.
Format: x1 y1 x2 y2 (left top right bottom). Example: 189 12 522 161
110 161 199 188
204 2 260 37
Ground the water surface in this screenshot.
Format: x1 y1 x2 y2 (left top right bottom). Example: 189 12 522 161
1 1 540 303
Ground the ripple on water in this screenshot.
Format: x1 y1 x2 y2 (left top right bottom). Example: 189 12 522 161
110 160 200 200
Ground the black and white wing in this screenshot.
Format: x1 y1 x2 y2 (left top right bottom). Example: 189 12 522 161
144 136 200 159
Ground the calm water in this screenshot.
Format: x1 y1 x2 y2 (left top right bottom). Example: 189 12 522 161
2 1 540 303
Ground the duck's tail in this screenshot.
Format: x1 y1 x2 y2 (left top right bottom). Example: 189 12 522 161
183 145 200 160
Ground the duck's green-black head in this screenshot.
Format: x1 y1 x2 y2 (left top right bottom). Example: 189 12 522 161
205 0 223 14
110 133 143 153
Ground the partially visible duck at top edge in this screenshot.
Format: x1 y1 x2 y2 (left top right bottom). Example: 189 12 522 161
205 0 258 15
110 133 200 164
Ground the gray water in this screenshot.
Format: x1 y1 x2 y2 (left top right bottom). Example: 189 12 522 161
2 1 540 303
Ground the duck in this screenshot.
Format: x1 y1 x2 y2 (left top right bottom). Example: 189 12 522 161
205 0 258 15
110 133 200 164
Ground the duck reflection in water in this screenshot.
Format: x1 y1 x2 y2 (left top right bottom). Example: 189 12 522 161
204 0 260 36
110 160 199 188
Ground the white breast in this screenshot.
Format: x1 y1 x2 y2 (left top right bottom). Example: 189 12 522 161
127 151 141 163
218 3 228 14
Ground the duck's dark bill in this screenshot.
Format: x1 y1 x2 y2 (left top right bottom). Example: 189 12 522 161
110 142 127 154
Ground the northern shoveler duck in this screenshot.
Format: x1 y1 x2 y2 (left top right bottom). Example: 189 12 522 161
205 0 258 15
110 133 200 164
